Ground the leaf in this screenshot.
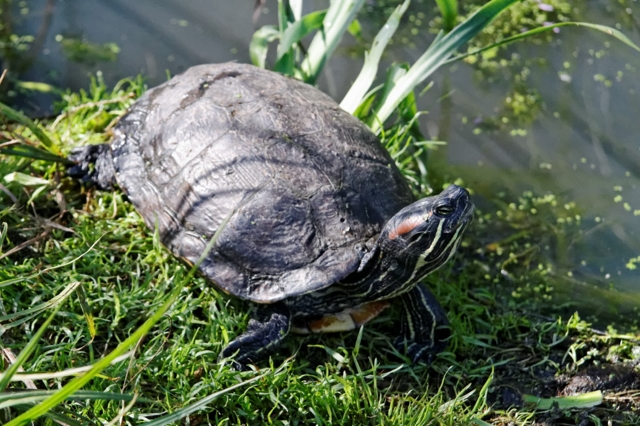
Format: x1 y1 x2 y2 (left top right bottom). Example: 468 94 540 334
367 62 409 128
275 10 328 75
523 391 603 410
75 284 96 339
445 21 640 65
347 18 362 39
15 81 63 94
3 172 50 187
276 10 327 62
0 143 73 164
0 102 59 154
371 0 520 132
0 390 151 410
435 0 458 32
301 0 366 84
249 25 280 68
340 0 410 114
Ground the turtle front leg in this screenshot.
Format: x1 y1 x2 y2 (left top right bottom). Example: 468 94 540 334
394 283 450 364
67 143 117 190
219 304 291 369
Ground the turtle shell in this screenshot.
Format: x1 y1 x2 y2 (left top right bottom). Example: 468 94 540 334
110 63 414 303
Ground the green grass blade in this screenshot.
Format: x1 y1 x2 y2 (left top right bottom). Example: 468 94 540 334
3 172 50 187
301 0 366 84
15 81 62 94
523 391 603 410
0 390 151 409
249 25 280 68
142 373 270 426
0 282 79 392
435 0 458 32
275 10 328 75
0 222 7 251
366 63 408 126
1 352 133 383
74 284 96 339
444 21 640 65
0 143 73 165
289 0 303 20
0 282 79 324
371 0 519 133
340 0 410 114
0 102 59 154
276 10 327 63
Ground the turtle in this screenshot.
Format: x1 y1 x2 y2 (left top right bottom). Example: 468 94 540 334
68 62 474 368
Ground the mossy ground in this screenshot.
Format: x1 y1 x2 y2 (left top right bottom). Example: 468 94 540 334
0 72 638 425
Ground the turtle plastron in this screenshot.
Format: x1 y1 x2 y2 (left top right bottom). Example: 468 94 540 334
291 300 390 334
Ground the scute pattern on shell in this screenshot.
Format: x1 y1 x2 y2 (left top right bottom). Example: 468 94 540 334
111 63 414 303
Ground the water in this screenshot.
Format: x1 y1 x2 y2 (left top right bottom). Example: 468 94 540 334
11 0 640 312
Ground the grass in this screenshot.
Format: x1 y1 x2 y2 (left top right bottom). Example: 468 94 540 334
0 72 639 425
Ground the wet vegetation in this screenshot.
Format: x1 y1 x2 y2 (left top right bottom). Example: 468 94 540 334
1 0 640 424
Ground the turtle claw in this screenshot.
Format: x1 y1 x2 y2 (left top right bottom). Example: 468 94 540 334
218 305 290 369
67 144 116 190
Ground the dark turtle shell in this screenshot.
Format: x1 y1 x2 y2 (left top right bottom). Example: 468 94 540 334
110 63 414 303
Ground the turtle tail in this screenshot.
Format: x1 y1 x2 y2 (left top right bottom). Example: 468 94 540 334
67 144 117 190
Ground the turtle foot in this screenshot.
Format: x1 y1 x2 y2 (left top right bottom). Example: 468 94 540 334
219 305 291 368
68 144 116 190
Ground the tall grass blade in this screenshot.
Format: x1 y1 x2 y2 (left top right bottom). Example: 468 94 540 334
0 102 59 154
340 0 410 114
276 10 327 61
444 21 640 65
435 0 458 32
0 282 79 325
0 144 72 165
275 10 328 74
301 0 366 84
75 284 96 339
371 0 519 133
1 352 133 383
0 390 151 409
3 172 49 187
0 222 7 251
289 0 303 20
249 25 280 68
365 63 408 126
523 391 603 410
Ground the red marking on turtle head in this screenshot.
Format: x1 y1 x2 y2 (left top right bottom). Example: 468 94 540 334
388 215 425 240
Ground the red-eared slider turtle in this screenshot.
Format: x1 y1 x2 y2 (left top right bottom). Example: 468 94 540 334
69 63 474 368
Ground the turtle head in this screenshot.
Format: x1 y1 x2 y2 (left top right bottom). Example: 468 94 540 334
377 184 474 288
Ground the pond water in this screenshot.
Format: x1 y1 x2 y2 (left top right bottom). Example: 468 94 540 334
11 0 640 317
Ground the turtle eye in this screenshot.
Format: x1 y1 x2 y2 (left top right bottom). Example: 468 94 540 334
435 204 455 216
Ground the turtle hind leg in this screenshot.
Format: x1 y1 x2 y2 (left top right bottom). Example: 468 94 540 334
219 304 291 370
67 143 116 190
394 283 450 364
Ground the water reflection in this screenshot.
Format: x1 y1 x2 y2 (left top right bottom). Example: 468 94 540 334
11 0 640 311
